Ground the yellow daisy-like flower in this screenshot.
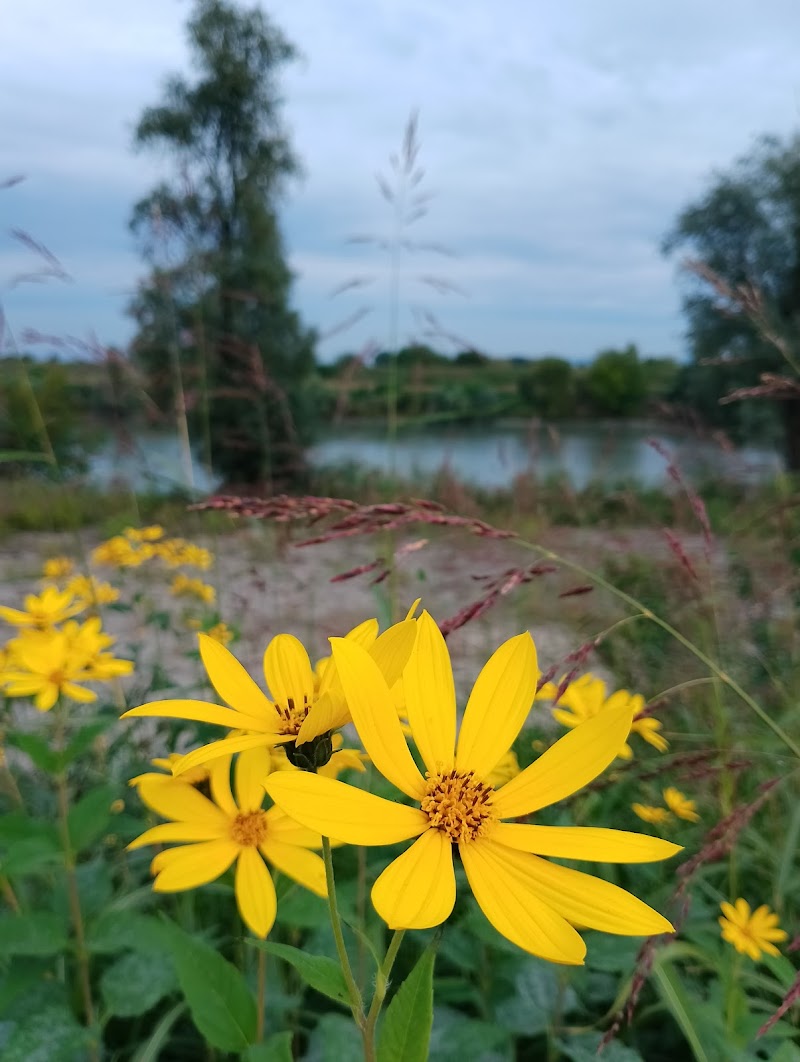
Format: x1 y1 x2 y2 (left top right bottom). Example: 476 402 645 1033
719 899 787 960
0 630 100 710
42 556 75 581
129 748 327 937
547 675 668 759
632 804 672 825
124 525 165 543
122 617 417 773
265 612 679 965
155 539 213 570
206 622 233 646
170 574 216 605
130 753 211 793
66 575 121 607
662 787 699 822
92 535 154 568
0 586 85 631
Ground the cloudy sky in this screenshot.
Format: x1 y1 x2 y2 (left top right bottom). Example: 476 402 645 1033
3 0 800 362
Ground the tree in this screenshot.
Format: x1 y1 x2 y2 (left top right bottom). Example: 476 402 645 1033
516 357 577 419
129 0 315 487
663 133 800 468
582 344 646 417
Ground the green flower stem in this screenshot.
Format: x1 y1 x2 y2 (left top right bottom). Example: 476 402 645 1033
321 836 364 1023
0 874 20 913
256 946 267 1042
54 703 98 1061
362 929 405 1062
517 540 800 760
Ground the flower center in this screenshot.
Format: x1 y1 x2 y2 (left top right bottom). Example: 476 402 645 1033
230 810 268 847
421 769 495 844
275 695 311 736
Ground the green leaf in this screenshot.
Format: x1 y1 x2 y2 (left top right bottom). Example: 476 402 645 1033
252 941 352 1007
130 1003 186 1062
243 1032 294 1061
378 942 436 1062
100 950 178 1017
306 1014 363 1062
87 910 173 955
1 835 62 877
652 957 713 1062
429 1006 513 1061
1 1003 94 1061
276 885 330 928
558 1033 645 1061
493 959 577 1036
5 733 59 773
169 926 257 1051
59 720 114 769
0 913 68 956
67 785 118 851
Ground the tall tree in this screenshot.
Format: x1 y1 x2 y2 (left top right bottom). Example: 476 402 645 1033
663 134 800 468
129 0 315 487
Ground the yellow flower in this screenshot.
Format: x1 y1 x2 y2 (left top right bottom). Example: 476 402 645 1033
92 535 152 568
122 617 417 774
663 787 699 822
0 586 85 631
129 748 327 937
548 675 667 758
265 612 680 965
206 622 233 646
0 630 100 710
486 749 520 788
66 575 120 607
155 538 213 570
719 899 787 960
632 804 672 825
124 525 165 543
42 556 75 581
170 574 216 605
130 754 211 795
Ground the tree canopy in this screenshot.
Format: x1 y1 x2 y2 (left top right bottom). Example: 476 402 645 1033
129 0 315 487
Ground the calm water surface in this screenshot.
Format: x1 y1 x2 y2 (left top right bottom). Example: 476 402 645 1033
87 421 782 494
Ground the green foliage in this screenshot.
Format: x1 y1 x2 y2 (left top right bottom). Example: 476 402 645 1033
582 344 647 416
252 940 352 1006
129 0 315 487
517 357 577 419
377 942 436 1062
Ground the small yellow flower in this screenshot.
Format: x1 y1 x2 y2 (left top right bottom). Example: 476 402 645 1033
0 630 99 710
266 612 680 964
156 539 213 570
66 575 120 607
92 535 152 568
124 525 164 543
129 749 327 938
632 804 672 825
170 574 216 605
0 586 85 631
486 749 521 788
719 899 787 960
663 787 699 822
547 675 668 759
206 622 233 646
42 556 75 581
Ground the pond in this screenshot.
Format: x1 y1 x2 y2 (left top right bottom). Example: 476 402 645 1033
86 421 783 495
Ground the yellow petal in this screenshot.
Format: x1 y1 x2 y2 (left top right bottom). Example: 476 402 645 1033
128 821 227 849
491 824 682 863
460 838 586 964
330 638 425 800
520 854 675 936
344 617 379 648
264 806 325 848
400 611 456 774
134 778 227 826
198 634 276 718
456 632 538 779
368 618 418 689
62 682 97 704
152 840 239 890
208 755 237 816
122 698 273 732
263 634 315 710
174 733 281 777
493 700 635 819
265 772 427 846
296 690 349 744
260 838 327 897
235 847 277 937
235 745 272 811
371 829 455 929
